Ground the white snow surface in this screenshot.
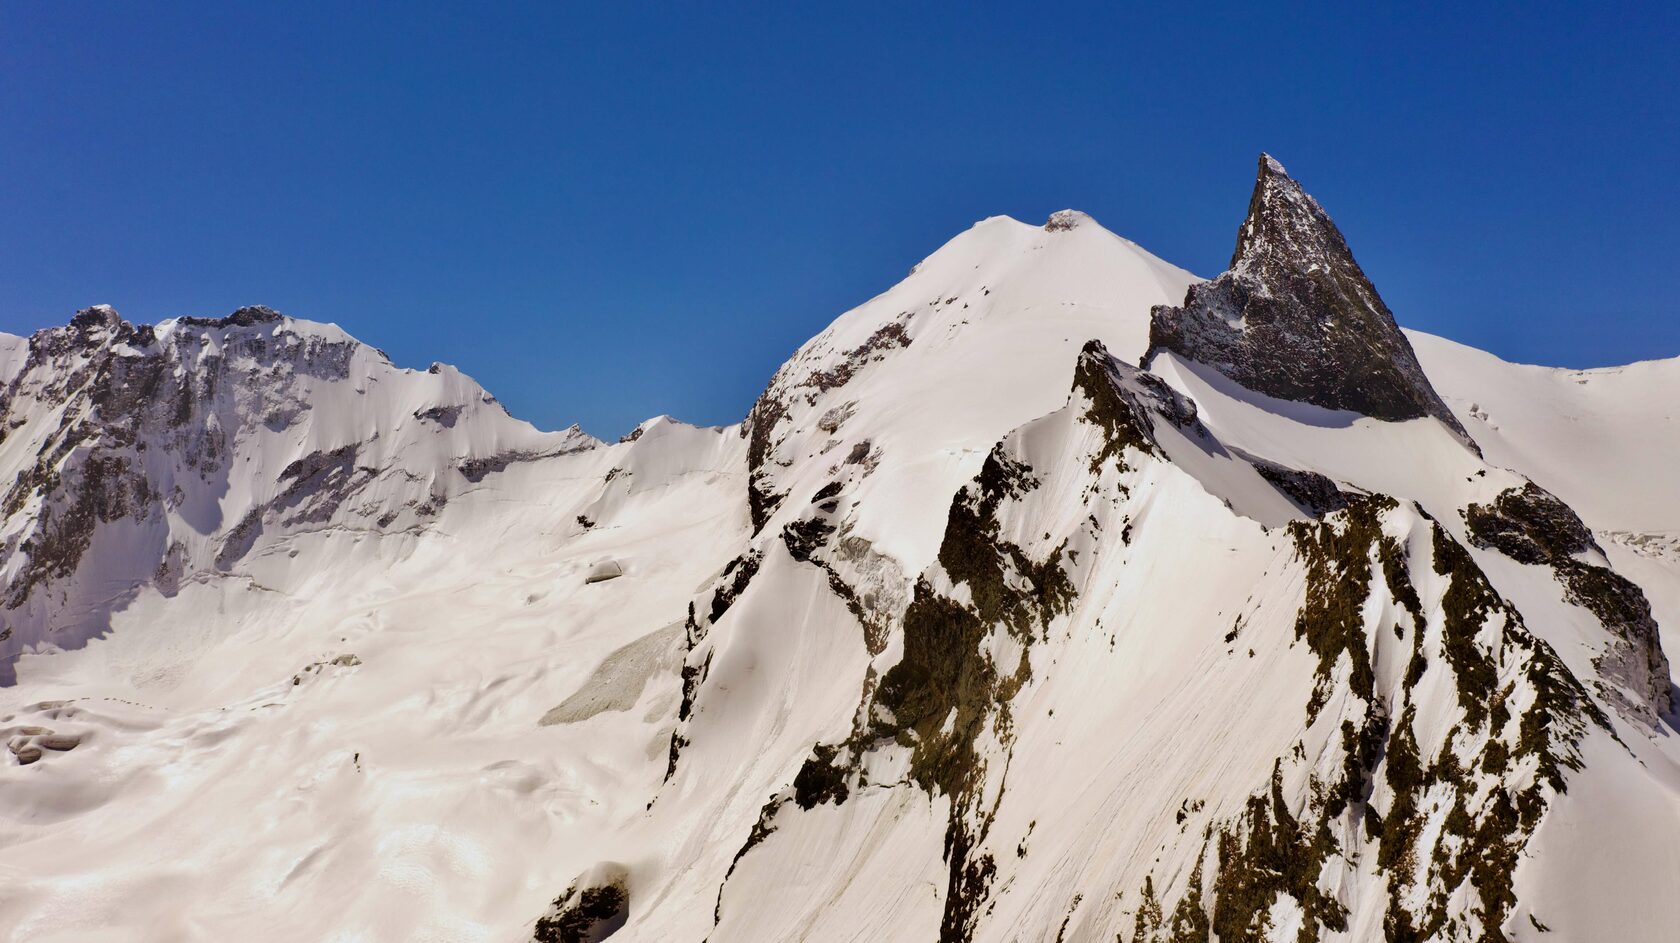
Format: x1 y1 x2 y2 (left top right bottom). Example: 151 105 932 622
1410 331 1680 536
0 333 26 386
0 211 1675 943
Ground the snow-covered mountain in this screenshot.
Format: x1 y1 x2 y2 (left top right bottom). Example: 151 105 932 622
1 156 1676 943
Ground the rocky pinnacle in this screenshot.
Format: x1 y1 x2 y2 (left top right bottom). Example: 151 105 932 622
1145 154 1474 446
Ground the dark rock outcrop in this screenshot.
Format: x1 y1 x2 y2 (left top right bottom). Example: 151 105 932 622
1043 209 1088 232
1464 482 1598 565
532 865 630 943
1146 154 1472 445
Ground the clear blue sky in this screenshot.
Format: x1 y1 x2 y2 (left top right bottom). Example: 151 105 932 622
3 3 1676 437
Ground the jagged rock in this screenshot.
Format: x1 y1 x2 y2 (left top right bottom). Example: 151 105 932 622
177 305 286 329
458 435 596 483
1464 481 1598 564
413 404 464 427
1146 153 1472 444
532 863 630 943
1467 482 1673 722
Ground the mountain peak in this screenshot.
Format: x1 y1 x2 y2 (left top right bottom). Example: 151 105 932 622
1229 151 1345 274
1146 153 1474 445
69 304 126 332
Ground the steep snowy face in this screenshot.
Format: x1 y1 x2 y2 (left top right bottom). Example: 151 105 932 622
0 332 26 387
654 336 1675 943
0 305 590 678
1146 155 1469 442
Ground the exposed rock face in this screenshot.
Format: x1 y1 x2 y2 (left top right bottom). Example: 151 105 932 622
1466 482 1673 724
1464 482 1597 565
532 863 631 943
0 306 576 679
1043 209 1089 232
1146 154 1471 443
0 307 368 673
741 309 916 534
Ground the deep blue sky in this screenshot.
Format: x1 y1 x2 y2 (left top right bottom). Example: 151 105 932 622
3 4 1676 437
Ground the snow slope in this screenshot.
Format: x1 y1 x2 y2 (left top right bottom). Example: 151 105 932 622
0 158 1675 943
0 348 746 940
1412 332 1680 676
740 208 1196 571
1411 331 1680 536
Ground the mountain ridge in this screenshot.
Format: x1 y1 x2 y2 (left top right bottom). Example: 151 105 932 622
0 157 1677 943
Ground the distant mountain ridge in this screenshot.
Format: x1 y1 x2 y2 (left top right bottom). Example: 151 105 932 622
0 303 599 680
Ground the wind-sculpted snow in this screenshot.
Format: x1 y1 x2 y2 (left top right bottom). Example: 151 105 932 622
1 155 1677 942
